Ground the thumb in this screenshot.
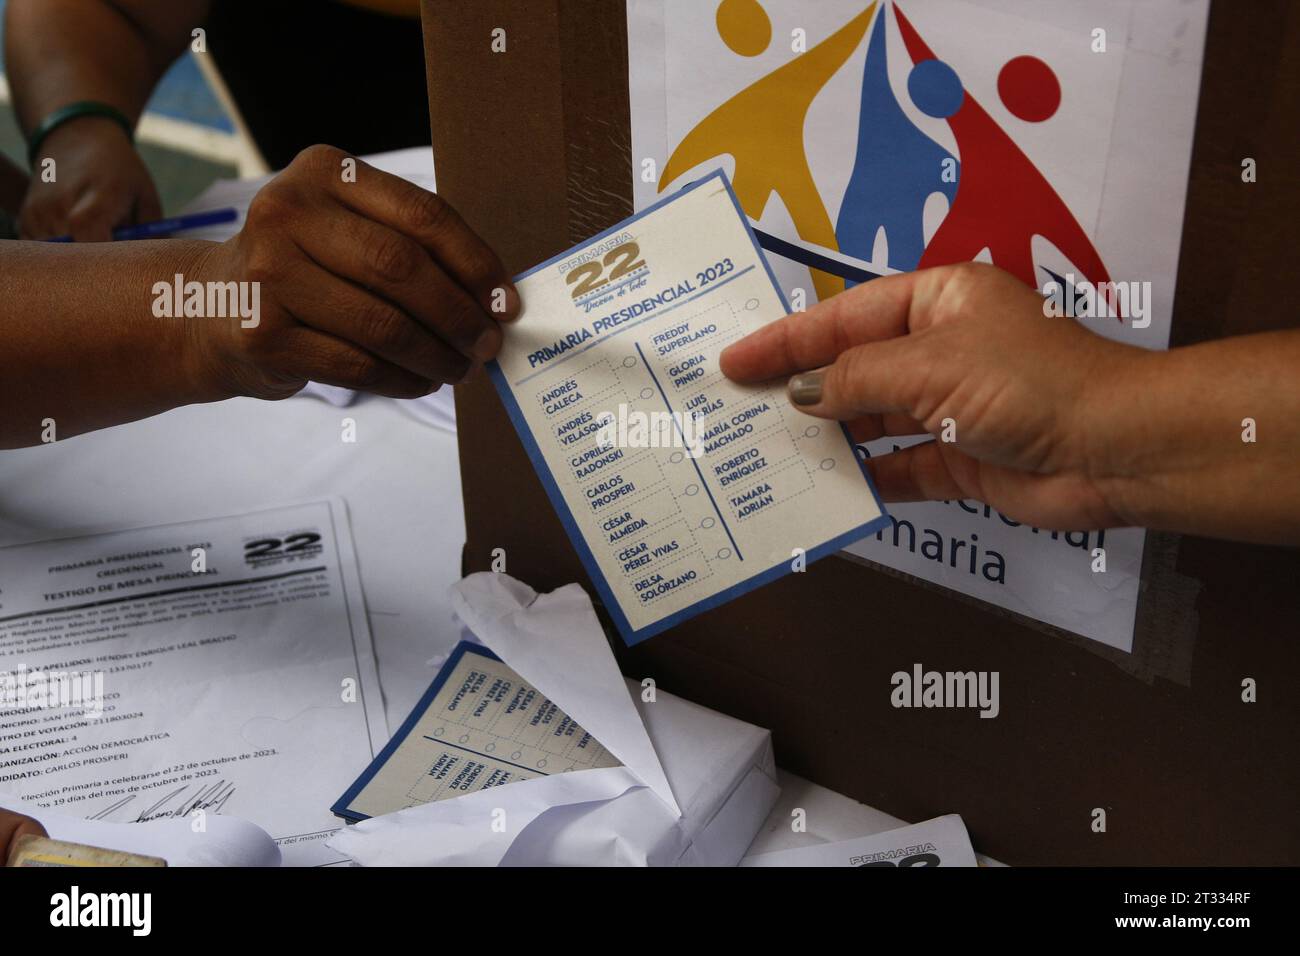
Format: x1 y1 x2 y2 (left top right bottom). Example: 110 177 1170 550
786 336 923 422
2 811 47 865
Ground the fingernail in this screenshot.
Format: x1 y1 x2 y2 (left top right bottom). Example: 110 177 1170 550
473 327 502 362
789 371 824 406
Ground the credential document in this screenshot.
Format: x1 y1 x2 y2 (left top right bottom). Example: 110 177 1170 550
0 499 386 866
489 171 889 643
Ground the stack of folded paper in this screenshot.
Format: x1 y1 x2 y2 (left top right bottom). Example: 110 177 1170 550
328 572 779 866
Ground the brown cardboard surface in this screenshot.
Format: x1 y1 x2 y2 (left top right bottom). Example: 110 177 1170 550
423 0 1300 865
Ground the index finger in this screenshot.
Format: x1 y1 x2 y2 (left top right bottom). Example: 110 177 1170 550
719 270 922 383
314 148 521 321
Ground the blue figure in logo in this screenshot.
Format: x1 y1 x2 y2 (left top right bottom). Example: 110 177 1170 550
836 9 961 278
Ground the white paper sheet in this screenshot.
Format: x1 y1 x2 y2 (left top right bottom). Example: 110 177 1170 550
627 0 1209 652
741 813 978 867
0 499 387 865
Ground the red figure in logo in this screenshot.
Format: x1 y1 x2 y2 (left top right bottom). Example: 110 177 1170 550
894 5 1111 297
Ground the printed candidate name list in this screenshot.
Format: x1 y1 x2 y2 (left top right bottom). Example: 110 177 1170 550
489 172 890 643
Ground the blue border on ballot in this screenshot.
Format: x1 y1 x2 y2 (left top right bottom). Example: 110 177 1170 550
331 641 500 823
486 170 892 646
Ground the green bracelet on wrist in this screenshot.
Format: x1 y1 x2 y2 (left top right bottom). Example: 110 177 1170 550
27 100 134 167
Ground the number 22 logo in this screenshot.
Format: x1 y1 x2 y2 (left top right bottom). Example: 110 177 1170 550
566 241 646 299
244 533 322 559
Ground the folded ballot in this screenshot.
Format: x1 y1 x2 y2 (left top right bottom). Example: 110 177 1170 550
331 641 624 820
327 572 778 866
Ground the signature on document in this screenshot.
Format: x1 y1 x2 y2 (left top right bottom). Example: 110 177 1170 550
90 779 236 822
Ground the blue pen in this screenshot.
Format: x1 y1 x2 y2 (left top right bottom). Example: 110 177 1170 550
45 207 239 242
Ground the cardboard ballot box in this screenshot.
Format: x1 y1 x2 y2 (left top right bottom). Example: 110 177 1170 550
421 0 1300 865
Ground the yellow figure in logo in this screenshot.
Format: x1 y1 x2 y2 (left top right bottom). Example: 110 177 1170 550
661 0 878 301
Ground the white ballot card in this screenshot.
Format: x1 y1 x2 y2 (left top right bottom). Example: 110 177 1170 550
489 171 889 644
0 499 386 866
333 641 621 821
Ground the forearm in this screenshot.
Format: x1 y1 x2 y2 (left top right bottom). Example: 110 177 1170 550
5 0 207 134
1094 330 1300 544
0 239 232 448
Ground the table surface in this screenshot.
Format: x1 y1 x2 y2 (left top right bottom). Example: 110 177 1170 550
0 391 973 861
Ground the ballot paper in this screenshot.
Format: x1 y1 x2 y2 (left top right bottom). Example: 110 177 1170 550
327 572 779 866
0 499 386 866
333 642 621 821
741 813 978 867
489 171 889 643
